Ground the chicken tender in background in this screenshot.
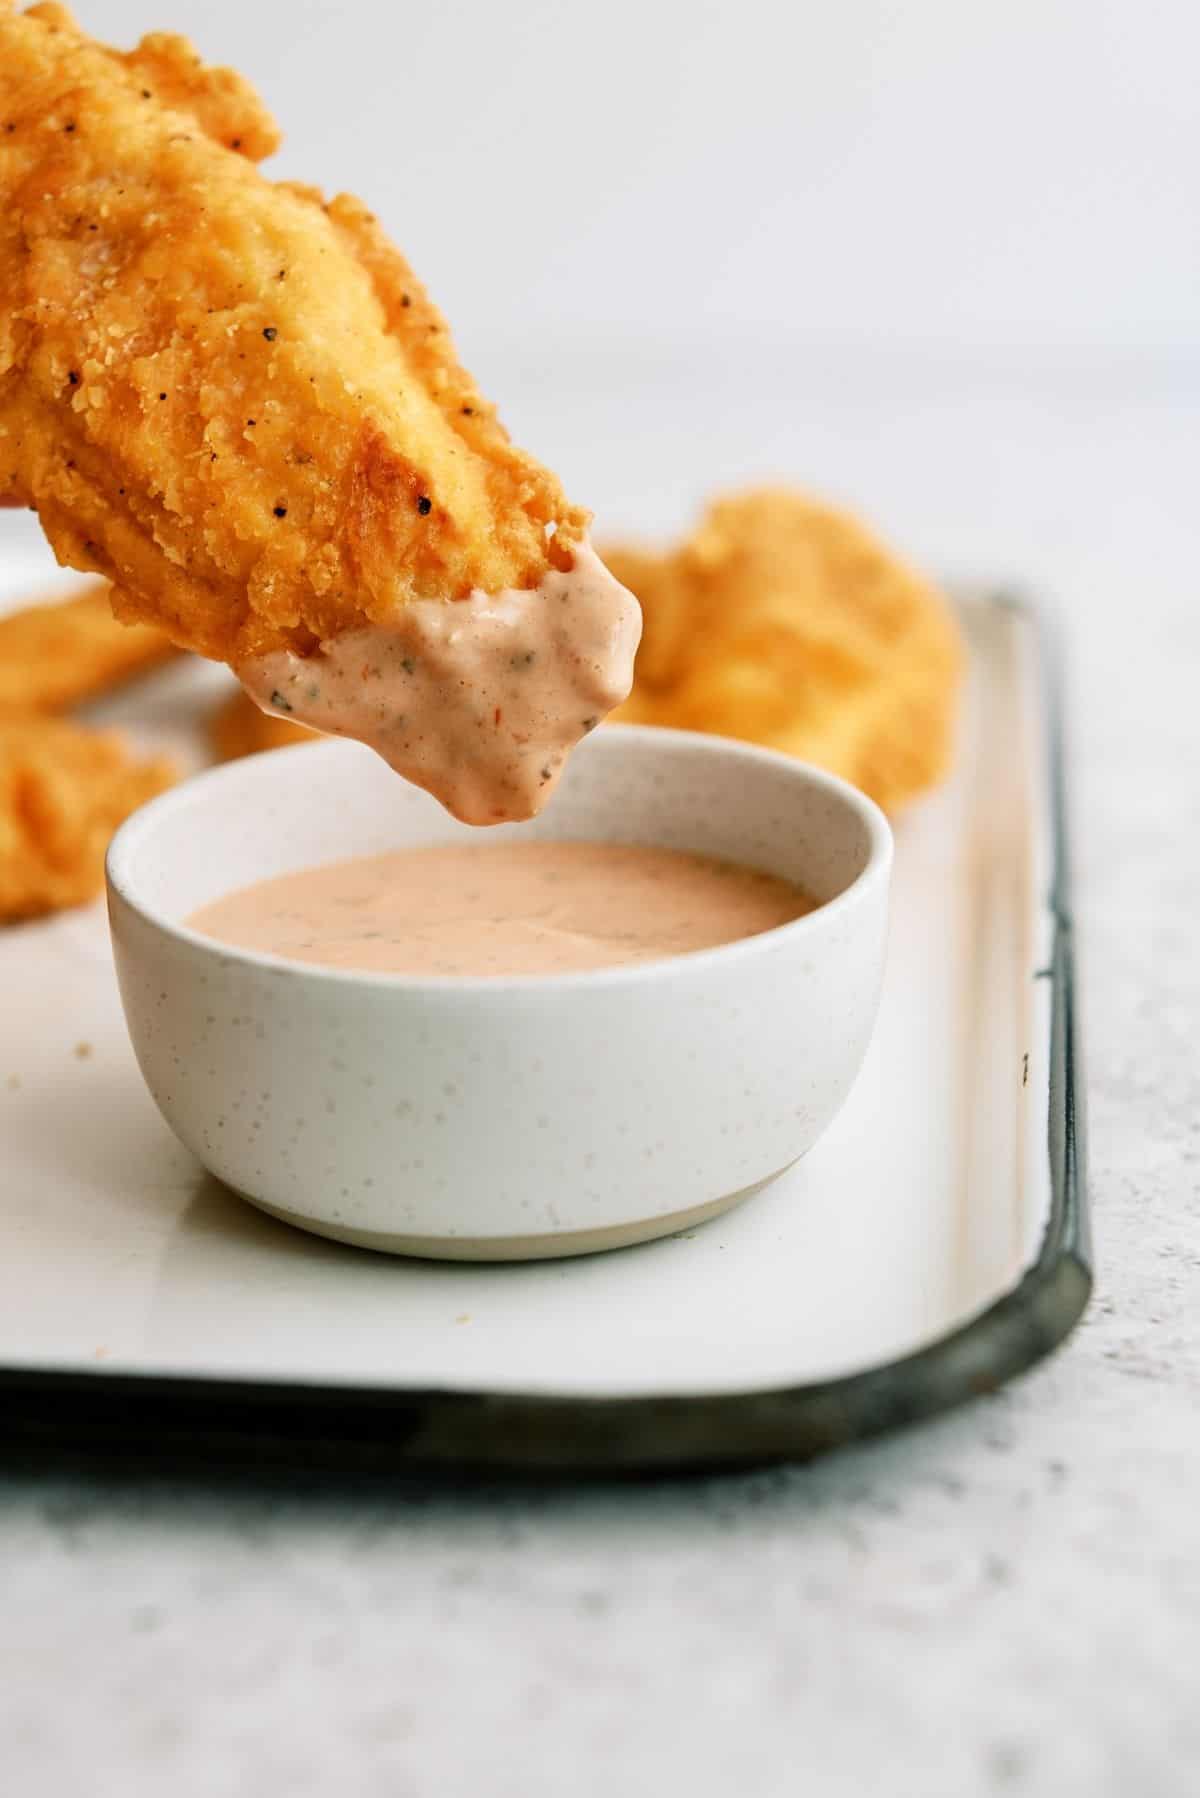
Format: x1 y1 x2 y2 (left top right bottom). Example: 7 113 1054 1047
0 581 176 712
209 684 314 762
607 489 964 815
0 711 173 919
0 1 586 665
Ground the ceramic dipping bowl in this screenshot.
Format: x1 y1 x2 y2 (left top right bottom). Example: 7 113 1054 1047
107 726 892 1260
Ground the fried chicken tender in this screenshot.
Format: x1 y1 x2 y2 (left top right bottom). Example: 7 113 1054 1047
209 682 313 762
0 710 173 919
0 579 176 711
0 2 586 665
607 489 963 814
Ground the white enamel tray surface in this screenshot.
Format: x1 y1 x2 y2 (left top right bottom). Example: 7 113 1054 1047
0 533 1088 1473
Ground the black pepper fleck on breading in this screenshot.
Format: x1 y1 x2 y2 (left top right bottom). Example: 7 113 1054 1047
273 505 288 518
67 370 79 385
417 496 432 516
262 327 277 341
401 294 412 308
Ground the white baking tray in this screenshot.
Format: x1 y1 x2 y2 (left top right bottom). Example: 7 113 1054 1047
0 530 1088 1473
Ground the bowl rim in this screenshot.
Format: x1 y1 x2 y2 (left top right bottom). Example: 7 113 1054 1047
106 725 893 995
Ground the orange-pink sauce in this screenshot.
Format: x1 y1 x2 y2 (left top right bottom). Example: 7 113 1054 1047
235 542 641 826
187 841 816 977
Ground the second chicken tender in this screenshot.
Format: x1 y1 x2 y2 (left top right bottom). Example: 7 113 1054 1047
0 3 639 823
0 710 173 919
0 581 176 713
608 489 963 815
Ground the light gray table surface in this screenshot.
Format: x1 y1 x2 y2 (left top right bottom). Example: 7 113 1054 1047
2 345 1197 1796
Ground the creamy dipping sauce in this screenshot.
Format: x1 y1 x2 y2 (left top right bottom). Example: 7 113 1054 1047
235 543 641 827
187 841 817 977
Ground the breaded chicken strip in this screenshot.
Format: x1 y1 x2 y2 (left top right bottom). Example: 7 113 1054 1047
0 579 176 711
0 709 172 918
607 489 963 815
0 5 638 820
0 1 585 657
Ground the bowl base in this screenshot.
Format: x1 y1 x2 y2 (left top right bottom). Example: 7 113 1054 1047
234 1173 787 1262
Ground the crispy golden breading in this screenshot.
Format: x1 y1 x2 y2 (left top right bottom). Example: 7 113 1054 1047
607 489 963 814
0 709 173 918
0 579 176 711
209 683 313 762
0 3 586 665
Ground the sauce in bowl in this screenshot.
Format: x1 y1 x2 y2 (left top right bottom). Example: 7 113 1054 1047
187 840 816 978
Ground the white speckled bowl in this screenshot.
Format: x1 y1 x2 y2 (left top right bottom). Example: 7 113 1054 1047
107 727 892 1260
